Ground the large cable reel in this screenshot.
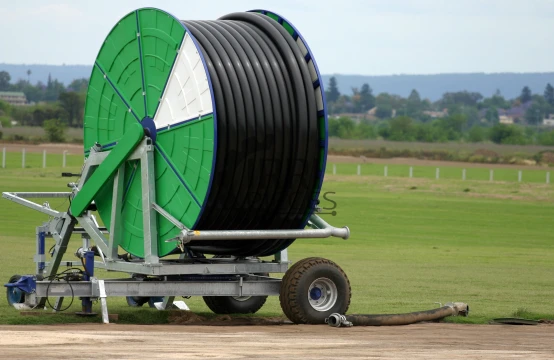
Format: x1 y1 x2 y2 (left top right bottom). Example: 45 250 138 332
83 8 328 258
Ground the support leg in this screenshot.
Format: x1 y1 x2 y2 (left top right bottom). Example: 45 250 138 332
78 251 95 314
98 280 109 324
37 214 76 307
52 297 65 312
141 145 159 264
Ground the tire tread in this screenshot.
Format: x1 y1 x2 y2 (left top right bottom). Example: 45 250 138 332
279 257 351 324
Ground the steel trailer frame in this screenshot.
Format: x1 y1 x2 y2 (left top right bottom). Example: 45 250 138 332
3 139 350 323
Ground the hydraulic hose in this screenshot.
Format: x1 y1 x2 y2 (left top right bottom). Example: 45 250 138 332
326 302 469 327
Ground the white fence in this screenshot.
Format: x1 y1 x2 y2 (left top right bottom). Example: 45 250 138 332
330 164 551 184
1 147 71 169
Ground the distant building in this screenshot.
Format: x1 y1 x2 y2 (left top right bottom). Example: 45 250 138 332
0 91 27 106
367 107 378 117
543 114 554 126
422 109 448 118
498 101 532 123
499 115 514 124
332 113 368 122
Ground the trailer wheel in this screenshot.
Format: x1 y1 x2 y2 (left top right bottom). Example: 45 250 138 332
6 275 25 306
126 296 148 307
280 257 351 324
147 297 165 308
203 295 268 314
126 296 165 308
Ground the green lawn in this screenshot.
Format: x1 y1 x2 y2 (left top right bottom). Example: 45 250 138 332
328 162 552 183
0 150 83 169
0 165 553 324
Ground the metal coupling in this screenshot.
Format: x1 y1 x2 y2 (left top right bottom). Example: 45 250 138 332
445 302 470 317
75 247 87 259
325 313 353 327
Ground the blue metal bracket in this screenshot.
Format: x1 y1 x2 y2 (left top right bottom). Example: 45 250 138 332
4 275 36 294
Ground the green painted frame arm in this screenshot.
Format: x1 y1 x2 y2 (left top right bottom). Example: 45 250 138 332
71 122 144 217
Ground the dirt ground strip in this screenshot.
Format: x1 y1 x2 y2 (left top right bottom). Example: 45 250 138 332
0 323 552 359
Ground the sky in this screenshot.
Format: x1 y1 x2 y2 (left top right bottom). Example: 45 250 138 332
0 0 553 75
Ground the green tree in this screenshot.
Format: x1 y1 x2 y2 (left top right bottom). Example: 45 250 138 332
354 119 376 139
482 91 510 110
377 122 391 139
375 104 393 119
336 117 356 138
0 71 10 91
439 91 483 107
328 117 340 137
68 78 89 93
435 114 467 141
43 119 66 143
0 99 11 116
525 103 543 125
388 116 415 141
358 83 375 112
467 125 486 142
413 123 443 142
59 91 84 127
489 124 526 144
538 130 554 145
0 115 12 128
325 76 340 103
10 106 33 126
520 86 532 103
406 89 422 117
44 78 65 102
31 104 68 127
485 107 499 123
544 83 554 107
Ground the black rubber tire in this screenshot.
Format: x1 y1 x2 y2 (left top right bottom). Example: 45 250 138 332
203 295 268 314
126 296 147 307
280 257 351 324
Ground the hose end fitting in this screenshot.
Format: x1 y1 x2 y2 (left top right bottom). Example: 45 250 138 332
326 313 353 327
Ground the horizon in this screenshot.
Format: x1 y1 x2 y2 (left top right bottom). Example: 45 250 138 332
2 63 554 79
1 1 554 75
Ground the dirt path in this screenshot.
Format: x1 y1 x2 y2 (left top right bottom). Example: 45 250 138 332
0 323 552 359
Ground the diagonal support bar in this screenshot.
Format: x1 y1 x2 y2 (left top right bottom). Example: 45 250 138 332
70 122 144 217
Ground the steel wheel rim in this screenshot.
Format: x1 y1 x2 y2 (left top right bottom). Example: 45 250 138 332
233 296 252 302
307 277 337 311
7 287 23 305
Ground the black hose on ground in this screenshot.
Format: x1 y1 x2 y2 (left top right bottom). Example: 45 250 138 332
326 302 469 327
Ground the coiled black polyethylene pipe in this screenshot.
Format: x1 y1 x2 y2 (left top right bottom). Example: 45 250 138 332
183 13 320 256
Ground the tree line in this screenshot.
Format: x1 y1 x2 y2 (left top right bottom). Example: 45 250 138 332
2 69 554 146
0 70 87 129
325 76 554 145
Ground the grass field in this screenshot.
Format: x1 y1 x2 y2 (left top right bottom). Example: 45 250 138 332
0 164 553 325
0 150 83 169
327 162 552 183
330 138 554 155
